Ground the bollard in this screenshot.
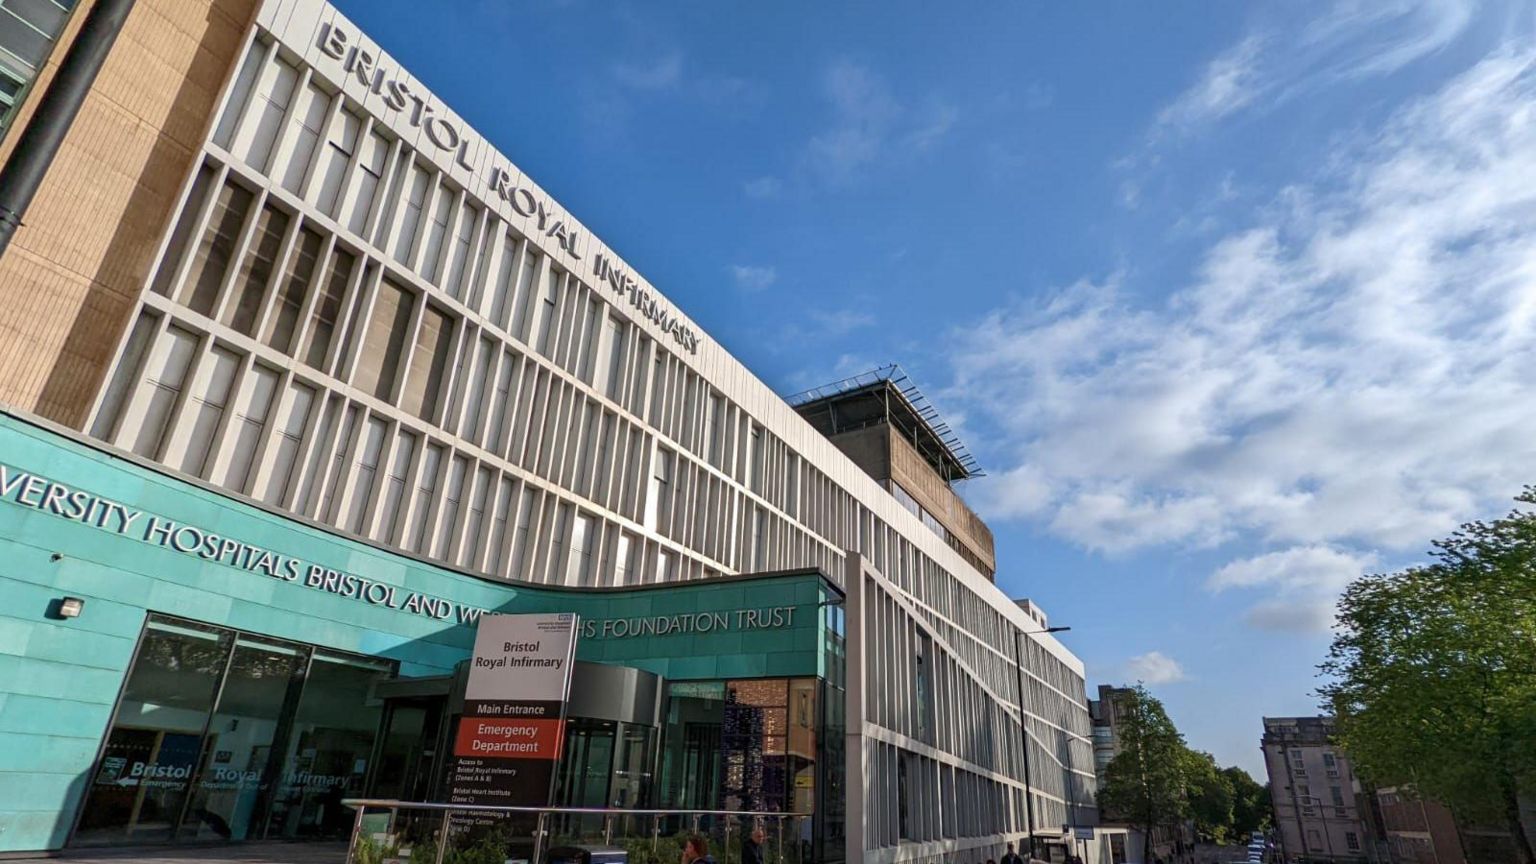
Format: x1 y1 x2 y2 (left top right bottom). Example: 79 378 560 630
776 817 784 864
604 813 614 845
652 814 661 853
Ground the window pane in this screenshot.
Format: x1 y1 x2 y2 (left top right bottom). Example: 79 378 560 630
222 204 289 336
213 364 278 493
352 279 412 401
312 107 359 215
212 42 262 149
375 430 415 543
125 326 199 457
341 415 386 533
258 380 314 506
181 183 253 317
399 305 453 420
432 455 467 559
279 80 329 193
391 163 429 265
73 619 232 846
300 245 355 370
344 127 387 235
263 227 322 354
174 346 239 477
151 164 216 298
236 56 297 170
406 443 443 552
91 310 157 441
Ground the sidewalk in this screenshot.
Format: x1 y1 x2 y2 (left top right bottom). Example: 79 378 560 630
14 843 347 864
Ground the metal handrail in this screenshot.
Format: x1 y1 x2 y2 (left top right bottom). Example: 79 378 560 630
343 799 810 864
342 798 806 818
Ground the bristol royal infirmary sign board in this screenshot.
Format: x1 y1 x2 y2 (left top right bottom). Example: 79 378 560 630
447 613 579 806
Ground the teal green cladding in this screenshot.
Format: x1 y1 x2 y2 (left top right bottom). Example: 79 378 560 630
0 412 835 853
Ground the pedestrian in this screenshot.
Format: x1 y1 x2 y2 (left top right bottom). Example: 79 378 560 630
742 826 766 864
682 834 717 864
1002 841 1026 864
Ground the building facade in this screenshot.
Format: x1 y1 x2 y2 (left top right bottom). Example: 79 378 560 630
0 0 1099 861
1262 717 1371 864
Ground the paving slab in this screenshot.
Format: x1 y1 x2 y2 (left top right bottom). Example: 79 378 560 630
12 843 347 864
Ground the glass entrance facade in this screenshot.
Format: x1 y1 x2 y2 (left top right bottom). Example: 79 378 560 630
73 615 395 846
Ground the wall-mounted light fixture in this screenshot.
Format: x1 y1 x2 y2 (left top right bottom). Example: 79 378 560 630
54 596 85 619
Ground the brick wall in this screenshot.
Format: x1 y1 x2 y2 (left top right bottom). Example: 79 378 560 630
0 0 259 427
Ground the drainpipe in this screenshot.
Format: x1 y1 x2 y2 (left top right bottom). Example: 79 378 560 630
0 0 138 258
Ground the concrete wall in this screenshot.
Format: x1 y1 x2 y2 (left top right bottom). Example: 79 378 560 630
0 0 259 427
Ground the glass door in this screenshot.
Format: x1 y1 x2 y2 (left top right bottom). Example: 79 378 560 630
74 619 232 846
178 634 308 842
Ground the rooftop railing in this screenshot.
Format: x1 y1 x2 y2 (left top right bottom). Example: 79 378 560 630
342 799 812 864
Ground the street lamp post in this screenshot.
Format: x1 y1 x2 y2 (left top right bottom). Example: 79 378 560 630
1013 623 1071 860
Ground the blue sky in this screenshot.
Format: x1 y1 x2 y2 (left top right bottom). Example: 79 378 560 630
335 0 1536 777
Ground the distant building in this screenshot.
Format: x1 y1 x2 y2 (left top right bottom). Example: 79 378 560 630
1374 787 1528 864
1089 684 1134 791
790 365 996 580
1262 717 1371 863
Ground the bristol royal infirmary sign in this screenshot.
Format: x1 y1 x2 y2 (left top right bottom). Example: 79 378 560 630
313 22 700 355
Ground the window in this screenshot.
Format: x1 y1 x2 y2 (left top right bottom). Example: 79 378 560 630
613 532 634 586
459 467 492 569
486 477 513 574
299 245 356 370
279 80 329 193
222 204 289 336
400 305 453 420
213 45 262 149
1331 786 1345 807
214 365 278 493
236 56 297 170
1346 832 1360 852
340 416 386 533
374 431 415 543
644 447 672 531
173 346 240 478
352 279 413 401
182 182 253 317
391 162 430 265
152 165 216 298
703 393 722 465
406 444 443 553
432 456 467 560
258 381 314 506
317 404 359 522
446 202 476 298
91 311 157 441
344 126 388 235
508 487 534 578
597 314 625 400
124 326 199 458
568 513 595 585
547 503 571 583
897 753 911 840
1323 752 1336 768
311 106 359 215
263 228 322 353
420 185 453 281
534 266 560 355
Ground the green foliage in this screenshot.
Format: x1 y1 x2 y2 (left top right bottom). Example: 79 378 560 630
1224 768 1270 836
1320 488 1536 864
1185 750 1234 844
622 833 690 864
1098 685 1192 861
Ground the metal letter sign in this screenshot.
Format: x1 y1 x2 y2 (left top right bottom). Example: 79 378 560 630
447 613 579 807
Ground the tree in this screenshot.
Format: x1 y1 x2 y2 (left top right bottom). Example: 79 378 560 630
1098 685 1193 863
1224 769 1270 837
1320 490 1536 864
1186 751 1235 844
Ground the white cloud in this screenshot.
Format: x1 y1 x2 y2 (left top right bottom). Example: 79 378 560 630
1125 651 1187 685
1157 36 1267 132
730 264 778 293
743 176 783 199
1151 0 1488 137
806 60 957 181
805 308 875 337
1210 546 1378 631
953 49 1536 619
612 53 683 90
